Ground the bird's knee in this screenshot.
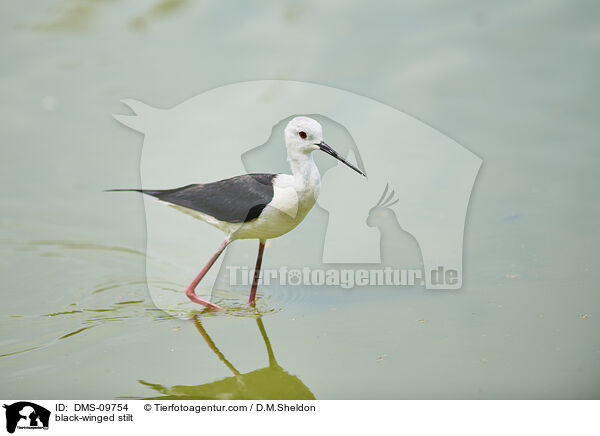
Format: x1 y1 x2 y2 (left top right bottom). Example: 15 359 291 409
185 287 196 299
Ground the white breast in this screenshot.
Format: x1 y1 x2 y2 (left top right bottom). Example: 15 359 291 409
231 173 320 240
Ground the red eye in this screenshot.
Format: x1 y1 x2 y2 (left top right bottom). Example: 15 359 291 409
298 131 307 139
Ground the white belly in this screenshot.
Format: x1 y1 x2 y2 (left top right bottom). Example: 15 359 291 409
232 173 319 240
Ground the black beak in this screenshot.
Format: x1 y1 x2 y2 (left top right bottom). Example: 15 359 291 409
316 141 366 177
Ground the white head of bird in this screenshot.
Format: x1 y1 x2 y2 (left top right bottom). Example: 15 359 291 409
284 116 367 178
284 116 324 155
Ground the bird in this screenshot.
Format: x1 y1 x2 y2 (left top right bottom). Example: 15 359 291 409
108 116 366 310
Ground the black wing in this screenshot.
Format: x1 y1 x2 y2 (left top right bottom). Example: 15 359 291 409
113 174 277 223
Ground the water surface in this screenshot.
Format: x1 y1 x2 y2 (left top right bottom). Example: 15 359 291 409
1 1 599 399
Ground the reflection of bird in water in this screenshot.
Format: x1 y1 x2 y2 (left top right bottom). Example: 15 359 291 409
136 315 315 400
367 184 423 271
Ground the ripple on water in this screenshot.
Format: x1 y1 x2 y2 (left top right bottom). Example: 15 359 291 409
1 274 160 360
1 239 146 258
0 238 305 361
206 285 309 316
151 288 283 320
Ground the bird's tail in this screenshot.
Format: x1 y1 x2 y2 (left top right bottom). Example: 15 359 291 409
104 189 163 197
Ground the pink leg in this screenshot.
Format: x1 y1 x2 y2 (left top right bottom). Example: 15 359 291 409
248 240 266 307
185 239 230 310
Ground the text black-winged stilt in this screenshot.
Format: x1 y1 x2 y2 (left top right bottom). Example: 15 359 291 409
109 116 365 310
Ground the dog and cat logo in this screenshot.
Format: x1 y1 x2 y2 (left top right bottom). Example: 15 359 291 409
3 402 50 433
114 80 481 319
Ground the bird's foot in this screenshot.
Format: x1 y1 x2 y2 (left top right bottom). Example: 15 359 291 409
186 291 226 310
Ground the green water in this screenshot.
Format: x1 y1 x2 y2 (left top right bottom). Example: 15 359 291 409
1 1 599 399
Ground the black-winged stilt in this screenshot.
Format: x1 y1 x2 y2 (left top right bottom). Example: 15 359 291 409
109 116 365 310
